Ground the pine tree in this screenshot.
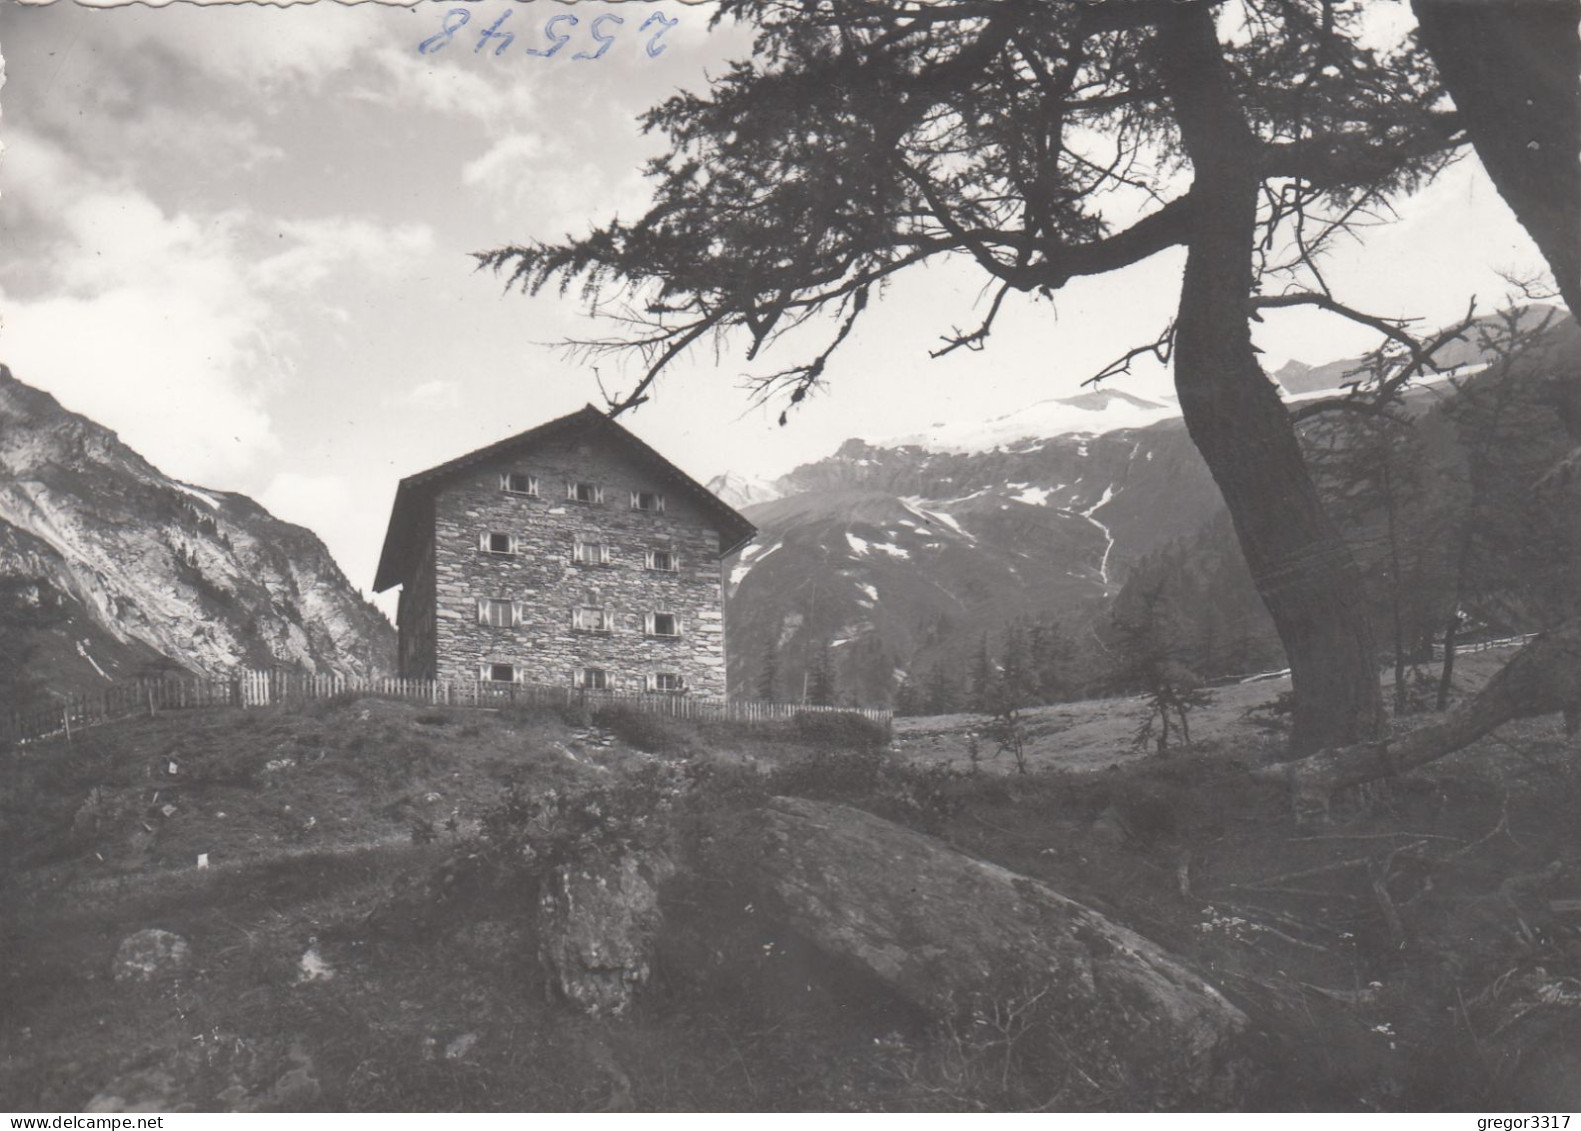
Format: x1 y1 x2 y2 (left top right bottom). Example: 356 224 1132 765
892 675 921 717
1110 578 1212 757
923 662 954 717
756 635 780 701
967 634 995 715
807 640 837 707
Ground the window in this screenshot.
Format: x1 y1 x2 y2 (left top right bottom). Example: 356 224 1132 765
567 481 603 504
645 612 680 639
648 672 685 694
630 491 665 513
482 663 516 683
574 667 609 691
645 549 677 572
478 531 517 556
475 598 520 628
572 606 614 633
573 540 612 566
500 472 538 496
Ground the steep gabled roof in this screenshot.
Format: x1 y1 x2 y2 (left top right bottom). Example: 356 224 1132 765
374 405 756 592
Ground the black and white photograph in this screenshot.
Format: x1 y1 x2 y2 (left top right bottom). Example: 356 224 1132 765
0 0 1577 1113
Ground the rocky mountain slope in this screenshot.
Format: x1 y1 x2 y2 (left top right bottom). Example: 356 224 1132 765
722 307 1573 704
723 411 1224 702
0 366 395 698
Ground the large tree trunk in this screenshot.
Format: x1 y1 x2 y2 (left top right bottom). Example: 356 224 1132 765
1157 7 1388 756
1413 0 1581 320
1256 619 1581 819
1254 0 1581 812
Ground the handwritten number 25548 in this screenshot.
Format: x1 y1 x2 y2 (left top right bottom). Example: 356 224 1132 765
418 9 678 60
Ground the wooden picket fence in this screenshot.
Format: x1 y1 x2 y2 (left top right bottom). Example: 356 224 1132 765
2 669 890 747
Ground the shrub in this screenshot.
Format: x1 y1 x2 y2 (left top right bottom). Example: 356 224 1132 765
590 705 692 755
791 710 891 751
767 747 963 834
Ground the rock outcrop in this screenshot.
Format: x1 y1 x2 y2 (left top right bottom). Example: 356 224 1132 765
752 796 1250 1107
538 850 675 1016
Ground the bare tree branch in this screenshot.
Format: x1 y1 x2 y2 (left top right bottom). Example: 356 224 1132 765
1082 319 1176 388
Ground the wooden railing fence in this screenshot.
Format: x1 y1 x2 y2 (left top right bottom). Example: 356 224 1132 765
2 670 890 747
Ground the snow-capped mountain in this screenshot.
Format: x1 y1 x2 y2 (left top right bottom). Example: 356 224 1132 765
0 366 395 696
704 470 783 510
722 306 1573 704
880 388 1179 454
724 418 1225 702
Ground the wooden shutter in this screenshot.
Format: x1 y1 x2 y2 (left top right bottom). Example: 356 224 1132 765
593 485 605 504
655 494 665 513
499 472 509 491
644 549 655 570
573 540 587 564
572 668 585 689
565 481 576 500
512 601 525 627
601 608 614 633
476 531 489 552
599 544 611 565
644 673 656 692
475 598 489 625
643 612 656 636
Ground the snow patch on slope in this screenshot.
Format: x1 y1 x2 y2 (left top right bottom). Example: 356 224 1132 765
173 482 225 510
900 497 976 544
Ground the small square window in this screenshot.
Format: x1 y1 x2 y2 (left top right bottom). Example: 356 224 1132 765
485 663 515 684
501 472 538 496
481 531 515 555
477 598 516 627
651 672 684 693
567 481 603 504
573 540 612 566
631 491 665 513
647 612 679 638
573 606 614 633
646 549 676 572
576 667 609 691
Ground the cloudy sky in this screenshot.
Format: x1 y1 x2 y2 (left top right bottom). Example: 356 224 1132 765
0 0 1551 615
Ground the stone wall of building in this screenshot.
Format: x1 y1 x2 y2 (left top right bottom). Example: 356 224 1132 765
422 432 734 695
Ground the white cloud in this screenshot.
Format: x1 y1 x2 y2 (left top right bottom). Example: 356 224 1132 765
253 217 435 293
390 379 461 410
460 130 651 236
358 42 538 130
0 127 440 487
461 134 545 188
149 4 378 93
0 285 282 481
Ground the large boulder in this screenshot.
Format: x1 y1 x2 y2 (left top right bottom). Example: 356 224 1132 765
753 796 1250 1107
538 849 675 1016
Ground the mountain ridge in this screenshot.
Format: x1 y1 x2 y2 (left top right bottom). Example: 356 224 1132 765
0 365 395 698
